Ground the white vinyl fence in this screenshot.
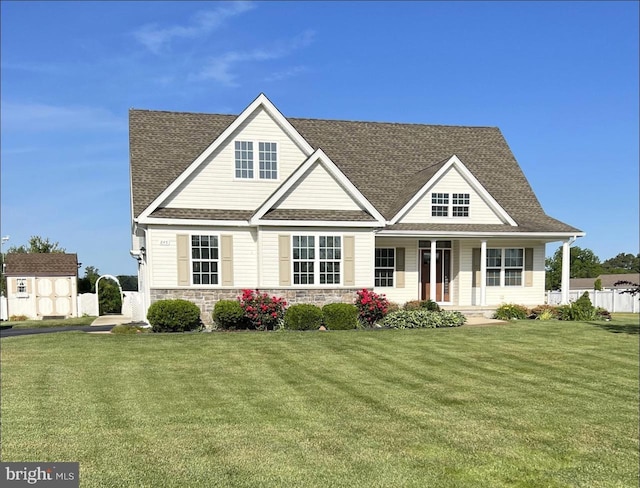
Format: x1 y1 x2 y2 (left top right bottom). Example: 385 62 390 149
1 296 7 321
546 290 639 313
77 292 145 322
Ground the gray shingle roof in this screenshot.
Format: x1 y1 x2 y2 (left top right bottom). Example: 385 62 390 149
262 209 377 222
129 107 582 234
4 253 79 276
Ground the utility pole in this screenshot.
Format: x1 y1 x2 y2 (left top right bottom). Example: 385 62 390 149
1 235 9 296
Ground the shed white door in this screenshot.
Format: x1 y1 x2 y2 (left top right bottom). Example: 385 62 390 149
37 278 72 317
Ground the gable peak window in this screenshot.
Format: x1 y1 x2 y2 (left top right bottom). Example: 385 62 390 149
431 192 470 218
235 140 278 180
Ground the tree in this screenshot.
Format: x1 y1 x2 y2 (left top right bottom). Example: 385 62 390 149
7 236 66 254
78 266 100 293
602 253 640 274
98 278 122 315
117 275 138 291
545 246 603 291
614 281 640 297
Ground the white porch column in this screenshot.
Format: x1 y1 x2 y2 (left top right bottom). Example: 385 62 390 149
430 240 437 302
480 240 487 306
561 239 571 304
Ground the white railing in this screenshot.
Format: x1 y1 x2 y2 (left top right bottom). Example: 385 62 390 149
546 290 639 313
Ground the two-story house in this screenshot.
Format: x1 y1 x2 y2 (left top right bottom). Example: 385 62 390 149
129 94 583 323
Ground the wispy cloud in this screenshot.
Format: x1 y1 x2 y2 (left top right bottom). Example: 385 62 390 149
1 101 125 132
264 65 309 83
191 30 315 87
133 1 255 54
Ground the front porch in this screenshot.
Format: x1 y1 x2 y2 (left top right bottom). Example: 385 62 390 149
373 236 574 308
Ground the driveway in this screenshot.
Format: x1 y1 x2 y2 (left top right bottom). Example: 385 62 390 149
1 325 115 338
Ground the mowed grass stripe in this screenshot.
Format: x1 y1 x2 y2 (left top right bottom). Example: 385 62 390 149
2 318 638 487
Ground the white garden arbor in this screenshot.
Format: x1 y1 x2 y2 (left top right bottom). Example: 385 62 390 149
95 274 123 316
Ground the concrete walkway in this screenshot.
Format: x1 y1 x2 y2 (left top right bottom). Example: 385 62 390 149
91 315 133 326
464 316 508 326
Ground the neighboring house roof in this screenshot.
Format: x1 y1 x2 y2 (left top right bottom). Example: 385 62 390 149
4 253 79 277
570 273 640 290
129 100 582 234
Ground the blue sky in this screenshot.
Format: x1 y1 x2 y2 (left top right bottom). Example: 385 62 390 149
1 1 638 276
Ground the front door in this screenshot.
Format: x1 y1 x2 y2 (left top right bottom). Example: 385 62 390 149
420 248 451 302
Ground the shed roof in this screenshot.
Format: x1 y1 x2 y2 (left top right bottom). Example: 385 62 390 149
4 253 79 276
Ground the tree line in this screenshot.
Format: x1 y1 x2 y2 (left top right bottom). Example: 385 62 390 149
545 247 640 290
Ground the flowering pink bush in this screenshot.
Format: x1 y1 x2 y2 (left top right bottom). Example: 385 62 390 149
238 289 287 331
355 289 389 326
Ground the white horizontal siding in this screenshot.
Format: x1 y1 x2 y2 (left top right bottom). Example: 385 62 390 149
399 166 504 224
148 225 258 288
275 161 363 211
163 107 308 211
373 237 420 305
458 240 546 306
259 227 374 288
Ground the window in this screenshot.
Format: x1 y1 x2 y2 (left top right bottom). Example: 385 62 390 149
16 278 27 295
191 235 219 285
235 140 278 179
293 236 315 285
375 248 395 287
452 193 470 217
431 193 449 217
486 248 523 286
319 236 341 284
259 142 278 179
293 235 342 285
431 192 470 217
235 141 253 179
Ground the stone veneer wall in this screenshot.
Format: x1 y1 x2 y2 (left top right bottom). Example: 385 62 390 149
150 288 363 325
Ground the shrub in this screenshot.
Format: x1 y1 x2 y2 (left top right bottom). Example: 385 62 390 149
422 299 441 312
387 301 401 313
403 300 440 311
355 289 389 326
284 304 323 330
322 303 359 330
557 292 598 321
111 324 150 334
403 300 423 311
9 315 28 322
381 310 465 329
239 289 287 331
213 300 247 330
530 304 558 320
147 299 202 333
494 303 529 320
594 278 602 291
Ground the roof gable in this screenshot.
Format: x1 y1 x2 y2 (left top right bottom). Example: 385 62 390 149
251 149 385 225
391 155 516 226
134 93 314 221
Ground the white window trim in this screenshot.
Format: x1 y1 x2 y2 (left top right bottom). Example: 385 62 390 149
430 192 471 219
486 247 524 287
16 278 28 297
190 233 221 287
291 233 344 287
234 139 280 182
374 247 395 288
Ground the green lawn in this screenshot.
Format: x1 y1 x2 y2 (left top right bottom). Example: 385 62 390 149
2 315 96 328
1 317 638 487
